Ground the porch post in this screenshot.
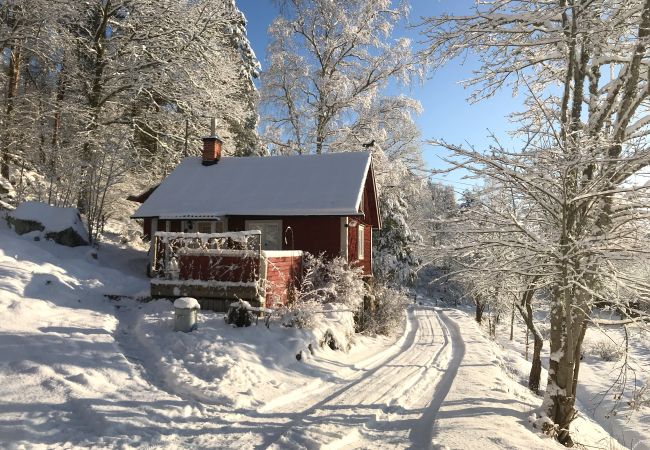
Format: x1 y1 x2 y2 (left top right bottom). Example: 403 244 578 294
340 217 349 261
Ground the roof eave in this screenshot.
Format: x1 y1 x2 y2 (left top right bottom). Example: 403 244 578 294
132 211 364 220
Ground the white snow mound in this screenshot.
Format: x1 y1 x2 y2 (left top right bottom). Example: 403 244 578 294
10 201 88 240
174 297 201 309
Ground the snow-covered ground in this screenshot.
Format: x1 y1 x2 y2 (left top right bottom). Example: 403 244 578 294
0 217 631 449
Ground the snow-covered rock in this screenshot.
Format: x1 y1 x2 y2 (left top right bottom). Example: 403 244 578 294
8 201 89 247
0 178 14 211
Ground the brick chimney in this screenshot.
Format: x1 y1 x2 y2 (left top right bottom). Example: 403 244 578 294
202 117 223 166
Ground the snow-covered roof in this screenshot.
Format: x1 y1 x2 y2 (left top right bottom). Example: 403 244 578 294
133 152 372 219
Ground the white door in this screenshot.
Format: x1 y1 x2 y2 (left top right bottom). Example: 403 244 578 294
245 220 282 250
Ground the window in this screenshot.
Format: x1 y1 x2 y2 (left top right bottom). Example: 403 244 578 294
196 221 213 234
182 221 224 234
358 225 365 260
245 220 282 250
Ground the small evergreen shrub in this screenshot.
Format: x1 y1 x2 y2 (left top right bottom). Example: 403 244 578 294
225 300 254 327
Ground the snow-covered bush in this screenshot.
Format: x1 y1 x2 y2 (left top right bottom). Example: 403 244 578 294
359 283 409 335
282 254 365 352
283 254 365 330
585 338 623 362
281 303 355 353
225 300 254 328
296 253 365 310
280 300 321 329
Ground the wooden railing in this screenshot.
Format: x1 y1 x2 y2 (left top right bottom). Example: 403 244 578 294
151 230 262 285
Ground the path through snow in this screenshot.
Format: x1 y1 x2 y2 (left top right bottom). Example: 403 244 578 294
259 307 456 449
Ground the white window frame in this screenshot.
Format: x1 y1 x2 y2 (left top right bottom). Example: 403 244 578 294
245 220 283 251
358 224 365 260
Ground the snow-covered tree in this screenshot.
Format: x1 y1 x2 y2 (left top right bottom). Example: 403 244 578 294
372 149 423 285
414 181 456 253
0 0 259 240
422 2 650 444
260 0 418 155
436 183 549 393
261 0 425 283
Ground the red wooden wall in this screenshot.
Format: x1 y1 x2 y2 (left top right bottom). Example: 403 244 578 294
227 216 341 259
265 255 302 308
178 255 259 283
145 215 373 277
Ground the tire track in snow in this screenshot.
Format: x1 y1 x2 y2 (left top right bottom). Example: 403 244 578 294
258 307 418 415
258 305 455 449
342 308 444 407
256 307 426 448
408 308 466 450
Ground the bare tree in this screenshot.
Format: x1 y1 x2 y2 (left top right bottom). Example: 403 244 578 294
421 2 650 444
261 0 419 155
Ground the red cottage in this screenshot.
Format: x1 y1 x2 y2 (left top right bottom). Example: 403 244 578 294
131 136 381 311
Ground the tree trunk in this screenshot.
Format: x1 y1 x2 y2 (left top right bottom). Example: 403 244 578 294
77 2 110 214
544 286 588 447
529 333 543 394
510 300 515 341
515 279 543 394
1 41 22 180
475 298 485 323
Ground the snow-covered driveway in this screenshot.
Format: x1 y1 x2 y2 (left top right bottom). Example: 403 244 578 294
256 306 461 449
108 304 462 449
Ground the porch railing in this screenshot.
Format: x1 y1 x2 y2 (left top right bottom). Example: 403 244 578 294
151 230 263 286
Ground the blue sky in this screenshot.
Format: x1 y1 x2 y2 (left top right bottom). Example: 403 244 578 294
238 0 523 192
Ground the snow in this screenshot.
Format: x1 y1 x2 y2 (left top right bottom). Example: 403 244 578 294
152 278 258 287
155 230 260 240
132 152 371 219
9 201 89 242
0 221 631 448
174 297 201 309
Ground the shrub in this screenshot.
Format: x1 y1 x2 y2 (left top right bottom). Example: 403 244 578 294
296 254 365 309
280 300 320 329
282 254 364 351
586 338 623 362
359 283 409 335
225 300 254 327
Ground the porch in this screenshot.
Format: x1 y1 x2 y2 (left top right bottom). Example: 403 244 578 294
149 230 302 311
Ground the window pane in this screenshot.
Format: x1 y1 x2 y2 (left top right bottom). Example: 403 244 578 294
197 222 212 233
245 221 282 250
